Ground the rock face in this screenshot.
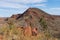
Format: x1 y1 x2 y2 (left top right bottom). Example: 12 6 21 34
0 35 3 40
21 26 38 36
24 26 32 36
0 8 60 38
32 28 38 36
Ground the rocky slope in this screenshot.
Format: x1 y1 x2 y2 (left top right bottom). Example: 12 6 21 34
0 8 60 40
8 8 60 38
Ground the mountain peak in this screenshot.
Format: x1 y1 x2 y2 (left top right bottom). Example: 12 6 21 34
28 7 46 10
9 8 51 20
24 8 49 15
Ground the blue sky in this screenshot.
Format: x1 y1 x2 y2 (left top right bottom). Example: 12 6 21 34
0 0 60 17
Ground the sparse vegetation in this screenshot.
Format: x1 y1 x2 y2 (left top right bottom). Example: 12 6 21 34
39 17 53 40
39 17 47 30
0 8 60 40
0 20 59 40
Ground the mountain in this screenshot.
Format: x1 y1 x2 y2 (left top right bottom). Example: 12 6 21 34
0 8 60 40
7 8 60 38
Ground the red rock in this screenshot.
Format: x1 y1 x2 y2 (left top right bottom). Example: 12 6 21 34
24 26 32 36
0 35 3 40
32 28 38 36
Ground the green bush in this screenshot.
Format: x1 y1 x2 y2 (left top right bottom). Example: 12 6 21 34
39 17 47 30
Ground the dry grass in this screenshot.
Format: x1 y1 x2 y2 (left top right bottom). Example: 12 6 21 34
0 24 59 40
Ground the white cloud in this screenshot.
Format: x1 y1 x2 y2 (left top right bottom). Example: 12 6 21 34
33 4 46 7
0 8 28 17
45 8 60 15
0 0 47 10
0 0 47 9
50 8 60 10
1 0 46 4
0 0 47 17
0 1 28 8
0 0 47 8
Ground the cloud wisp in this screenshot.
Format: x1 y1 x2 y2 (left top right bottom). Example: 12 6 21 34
0 0 47 8
45 8 60 15
1 0 47 4
0 0 60 16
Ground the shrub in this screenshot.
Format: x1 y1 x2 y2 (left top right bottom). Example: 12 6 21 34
39 17 47 30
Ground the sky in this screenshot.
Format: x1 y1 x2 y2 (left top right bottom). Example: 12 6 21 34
0 0 60 17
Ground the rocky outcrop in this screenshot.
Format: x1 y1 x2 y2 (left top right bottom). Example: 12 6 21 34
11 14 22 19
0 34 3 40
24 26 32 36
21 26 38 36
